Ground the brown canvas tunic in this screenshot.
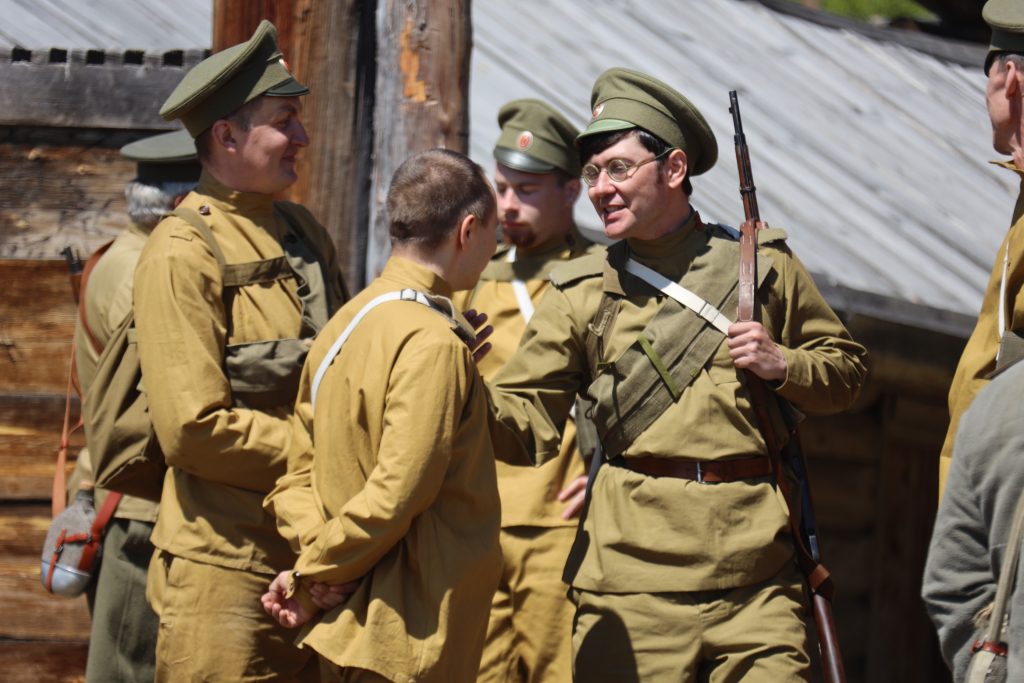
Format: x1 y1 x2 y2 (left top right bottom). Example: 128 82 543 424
940 161 1024 497
266 257 501 683
489 214 867 593
452 233 597 528
133 171 346 575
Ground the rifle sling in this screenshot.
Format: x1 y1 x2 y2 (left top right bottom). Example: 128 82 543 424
737 222 834 600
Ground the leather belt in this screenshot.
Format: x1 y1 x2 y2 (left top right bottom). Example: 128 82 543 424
614 455 773 483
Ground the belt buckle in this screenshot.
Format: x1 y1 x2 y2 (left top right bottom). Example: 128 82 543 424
695 461 705 484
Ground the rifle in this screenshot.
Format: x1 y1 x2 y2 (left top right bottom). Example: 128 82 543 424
61 246 84 305
729 90 847 683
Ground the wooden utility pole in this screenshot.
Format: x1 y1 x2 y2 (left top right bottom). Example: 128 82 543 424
365 0 473 279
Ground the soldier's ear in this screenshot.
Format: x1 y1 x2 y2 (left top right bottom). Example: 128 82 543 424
664 149 688 190
456 212 477 250
563 177 581 206
210 120 237 153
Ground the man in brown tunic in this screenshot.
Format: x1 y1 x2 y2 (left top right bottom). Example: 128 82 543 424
133 21 347 681
487 68 867 681
262 149 502 683
940 0 1024 497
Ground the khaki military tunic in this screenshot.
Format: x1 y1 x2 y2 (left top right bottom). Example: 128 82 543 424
489 212 868 594
266 257 501 683
940 161 1024 497
134 171 346 575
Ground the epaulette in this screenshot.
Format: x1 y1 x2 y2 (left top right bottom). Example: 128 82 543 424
492 242 512 261
549 251 605 288
708 223 788 245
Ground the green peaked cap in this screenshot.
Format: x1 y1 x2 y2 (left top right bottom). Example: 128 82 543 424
578 67 718 177
984 0 1024 73
120 129 201 184
494 99 580 176
159 20 309 137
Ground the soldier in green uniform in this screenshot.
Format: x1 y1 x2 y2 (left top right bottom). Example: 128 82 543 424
133 21 348 682
487 68 868 681
940 0 1024 499
451 99 598 683
68 129 199 683
261 149 502 683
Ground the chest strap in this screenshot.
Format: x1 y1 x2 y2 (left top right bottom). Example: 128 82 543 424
506 246 536 323
311 289 442 411
624 258 733 334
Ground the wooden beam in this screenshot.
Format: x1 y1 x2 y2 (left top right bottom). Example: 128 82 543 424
0 48 205 130
366 0 473 280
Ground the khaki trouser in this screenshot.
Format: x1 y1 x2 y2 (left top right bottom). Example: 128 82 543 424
478 526 576 683
146 550 315 682
85 518 158 683
571 564 811 683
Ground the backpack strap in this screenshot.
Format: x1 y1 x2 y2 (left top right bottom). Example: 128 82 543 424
53 239 114 518
310 289 449 411
172 207 228 272
77 240 114 356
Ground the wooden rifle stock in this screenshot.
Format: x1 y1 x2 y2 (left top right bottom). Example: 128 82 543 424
728 90 847 683
62 246 84 304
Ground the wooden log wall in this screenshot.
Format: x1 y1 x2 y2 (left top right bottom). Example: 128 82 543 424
0 260 89 682
0 127 141 259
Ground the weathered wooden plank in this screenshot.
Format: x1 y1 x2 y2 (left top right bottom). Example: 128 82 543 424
0 505 91 641
0 137 138 258
0 393 82 500
0 51 205 129
0 260 77 393
0 641 88 683
366 0 472 280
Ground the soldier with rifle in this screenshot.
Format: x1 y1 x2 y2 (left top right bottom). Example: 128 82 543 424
486 67 867 681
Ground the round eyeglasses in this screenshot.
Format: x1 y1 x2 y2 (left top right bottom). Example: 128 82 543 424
581 148 674 187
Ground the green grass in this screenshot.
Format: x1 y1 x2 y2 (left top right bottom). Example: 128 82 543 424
815 0 933 21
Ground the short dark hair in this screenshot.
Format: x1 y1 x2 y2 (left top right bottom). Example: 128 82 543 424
388 149 496 249
194 97 263 163
579 127 693 196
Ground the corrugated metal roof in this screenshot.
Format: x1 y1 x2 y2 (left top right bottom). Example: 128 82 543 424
0 0 1008 319
0 0 209 51
470 0 1011 318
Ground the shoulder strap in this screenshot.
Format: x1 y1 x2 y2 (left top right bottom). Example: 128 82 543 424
624 258 733 334
172 207 228 273
77 240 114 356
310 289 444 411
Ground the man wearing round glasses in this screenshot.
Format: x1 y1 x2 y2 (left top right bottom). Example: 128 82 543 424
487 68 867 681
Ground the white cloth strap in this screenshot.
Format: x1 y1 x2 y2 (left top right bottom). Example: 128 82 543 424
311 289 434 411
506 246 535 323
624 258 733 335
998 246 1010 362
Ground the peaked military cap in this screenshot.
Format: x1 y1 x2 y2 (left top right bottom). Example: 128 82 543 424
984 0 1024 73
578 67 718 177
121 129 201 184
494 99 581 176
159 20 309 137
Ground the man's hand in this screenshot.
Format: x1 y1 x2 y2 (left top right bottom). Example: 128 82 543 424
261 571 317 629
726 321 787 382
558 475 588 520
463 309 494 363
309 579 359 611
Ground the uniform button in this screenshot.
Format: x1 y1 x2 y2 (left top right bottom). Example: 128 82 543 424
198 205 211 215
